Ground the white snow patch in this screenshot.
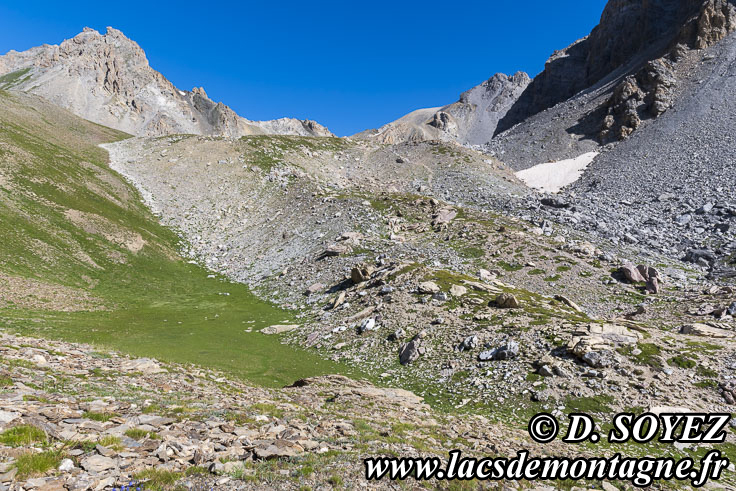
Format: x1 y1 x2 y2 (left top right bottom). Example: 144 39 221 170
515 152 599 193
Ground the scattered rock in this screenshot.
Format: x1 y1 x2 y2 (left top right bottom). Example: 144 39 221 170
350 263 374 284
432 292 450 302
684 249 716 267
727 302 736 317
492 293 520 309
261 324 299 335
620 264 646 283
554 294 582 312
387 328 405 342
432 208 458 229
720 381 736 405
121 358 165 374
0 410 20 424
459 335 478 352
399 336 425 365
679 323 733 338
58 459 75 472
540 197 569 209
304 283 325 295
331 291 346 309
568 323 640 363
449 284 467 297
581 350 616 369
324 243 352 256
478 341 519 361
254 440 304 459
418 281 441 294
80 455 116 473
358 318 376 334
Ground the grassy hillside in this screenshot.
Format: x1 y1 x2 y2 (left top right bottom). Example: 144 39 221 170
0 90 346 386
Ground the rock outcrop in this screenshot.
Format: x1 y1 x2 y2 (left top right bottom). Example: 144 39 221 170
496 0 736 135
0 27 333 138
600 58 677 140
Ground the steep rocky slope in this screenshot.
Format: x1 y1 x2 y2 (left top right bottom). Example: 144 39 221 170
496 0 736 135
561 30 736 272
103 135 527 288
488 0 736 170
0 27 332 138
353 72 529 146
479 1 736 275
357 0 736 159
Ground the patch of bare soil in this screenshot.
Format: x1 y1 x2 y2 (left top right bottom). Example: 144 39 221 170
0 273 105 311
64 209 145 253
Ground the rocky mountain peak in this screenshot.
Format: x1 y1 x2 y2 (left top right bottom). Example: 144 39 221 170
192 86 208 97
459 71 530 105
0 27 333 138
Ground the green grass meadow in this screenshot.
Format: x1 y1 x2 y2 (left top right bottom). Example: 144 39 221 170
0 91 346 387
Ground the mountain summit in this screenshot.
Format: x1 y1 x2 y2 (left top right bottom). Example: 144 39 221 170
353 72 530 145
0 27 333 138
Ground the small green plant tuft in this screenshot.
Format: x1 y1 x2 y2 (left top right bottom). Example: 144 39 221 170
498 261 523 272
82 411 117 422
696 365 718 378
328 474 344 487
0 425 47 447
694 380 718 389
250 402 284 418
621 343 662 367
98 435 123 451
124 428 159 440
133 469 182 490
668 355 696 369
14 450 64 479
184 466 208 476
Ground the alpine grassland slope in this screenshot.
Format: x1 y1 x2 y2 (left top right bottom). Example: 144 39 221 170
0 90 345 386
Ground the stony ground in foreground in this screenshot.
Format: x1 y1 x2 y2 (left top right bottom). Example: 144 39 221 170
5 331 736 490
0 331 597 490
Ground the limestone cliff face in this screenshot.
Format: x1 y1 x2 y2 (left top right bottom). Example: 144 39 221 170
496 0 736 134
0 27 333 138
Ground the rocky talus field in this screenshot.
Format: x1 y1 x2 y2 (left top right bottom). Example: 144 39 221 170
1 1 736 489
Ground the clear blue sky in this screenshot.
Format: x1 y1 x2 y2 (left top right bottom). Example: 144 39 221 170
0 1 608 136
